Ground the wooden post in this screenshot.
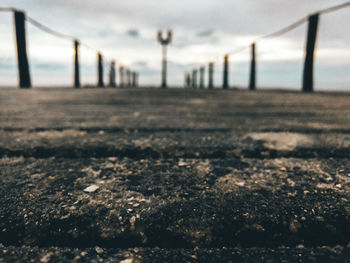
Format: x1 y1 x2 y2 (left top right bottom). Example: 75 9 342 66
199 66 205 89
208 62 214 89
223 55 229 89
119 66 124 88
14 11 31 88
161 45 167 88
249 42 256 91
302 13 319 92
97 52 104 87
135 73 139 87
185 73 191 88
187 73 190 88
125 69 129 87
73 40 80 88
158 30 172 88
126 69 131 88
132 71 137 88
192 69 198 89
109 60 116 87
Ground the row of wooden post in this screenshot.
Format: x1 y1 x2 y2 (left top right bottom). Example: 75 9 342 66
74 42 138 88
185 63 214 89
185 13 319 92
13 10 138 89
12 10 318 91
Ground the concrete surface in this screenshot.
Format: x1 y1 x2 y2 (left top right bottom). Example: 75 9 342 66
1 88 350 262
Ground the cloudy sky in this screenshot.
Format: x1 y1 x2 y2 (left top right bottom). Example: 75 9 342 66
0 0 349 90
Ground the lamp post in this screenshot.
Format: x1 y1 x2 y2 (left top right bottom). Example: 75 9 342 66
157 30 172 88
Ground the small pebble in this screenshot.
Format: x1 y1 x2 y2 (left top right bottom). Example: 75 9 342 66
83 185 99 193
178 161 188 166
235 181 245 187
108 157 118 162
95 246 104 254
40 253 52 263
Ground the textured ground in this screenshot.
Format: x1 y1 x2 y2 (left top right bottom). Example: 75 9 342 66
1 88 350 262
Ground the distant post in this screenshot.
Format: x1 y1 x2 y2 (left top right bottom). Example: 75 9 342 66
249 42 256 91
185 73 191 88
157 30 172 88
119 66 124 88
135 73 139 87
14 11 31 88
132 71 137 88
223 55 229 89
97 52 104 87
126 69 131 88
199 66 205 89
208 62 214 89
192 69 198 89
302 13 319 92
109 60 116 87
73 39 80 88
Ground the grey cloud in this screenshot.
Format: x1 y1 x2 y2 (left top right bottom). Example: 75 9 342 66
131 61 158 77
196 29 214 37
126 29 140 38
33 63 67 70
174 35 220 48
0 64 16 70
134 61 148 67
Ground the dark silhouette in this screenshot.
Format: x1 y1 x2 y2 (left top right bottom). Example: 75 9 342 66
119 66 125 88
97 52 104 87
14 11 31 88
109 61 116 87
192 69 198 89
223 55 229 89
74 40 80 88
208 62 214 89
132 72 138 88
184 73 191 88
249 43 256 91
199 66 205 89
157 30 172 88
126 69 131 88
302 14 319 92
